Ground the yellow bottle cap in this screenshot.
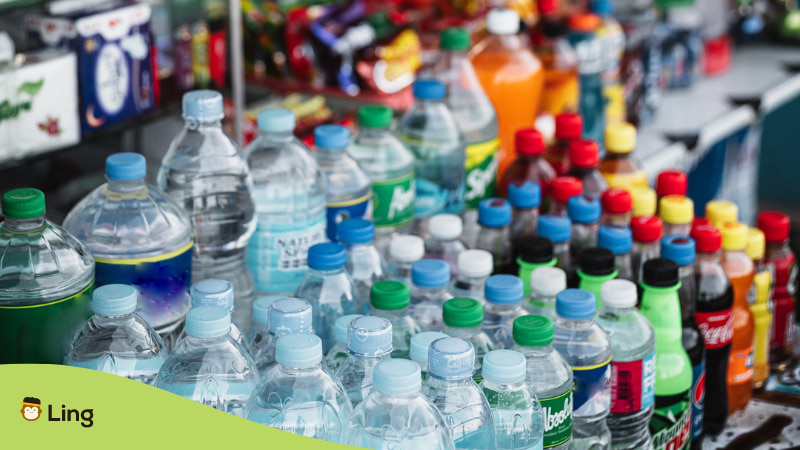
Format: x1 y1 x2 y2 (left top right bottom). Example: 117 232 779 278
720 221 748 251
706 200 738 228
605 122 637 154
630 186 657 217
659 195 694 225
746 228 766 260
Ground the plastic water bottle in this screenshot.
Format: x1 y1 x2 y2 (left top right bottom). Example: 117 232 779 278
568 195 602 265
476 198 514 274
155 306 258 417
185 279 251 354
324 314 363 373
245 333 352 441
552 289 612 449
387 234 425 285
442 298 496 381
577 248 618 305
315 124 372 242
631 216 663 283
483 275 527 349
450 249 494 303
423 337 497 449
518 237 558 296
596 280 656 449
598 223 634 281
538 214 574 278
243 108 326 298
63 153 194 343
349 106 416 254
249 297 313 376
342 359 455 449
65 284 165 384
508 180 542 243
526 267 568 320
410 259 454 331
336 315 393 408
513 315 574 450
425 214 467 277
338 218 387 312
481 350 545 450
246 295 283 354
411 331 450 379
369 281 421 359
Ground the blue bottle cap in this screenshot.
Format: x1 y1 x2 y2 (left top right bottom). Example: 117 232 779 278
335 314 363 345
410 331 449 366
185 306 231 339
485 275 524 305
337 218 375 244
508 181 542 209
257 108 295 133
478 198 512 227
106 153 146 181
275 333 323 368
182 90 224 121
413 79 446 100
598 224 633 255
411 259 451 288
428 337 475 381
591 0 613 15
308 243 347 270
556 289 597 320
92 284 138 316
252 295 287 325
537 214 572 243
568 195 601 224
269 298 313 335
374 359 422 395
347 316 393 357
661 235 696 266
191 279 235 312
314 124 350 149
482 349 526 383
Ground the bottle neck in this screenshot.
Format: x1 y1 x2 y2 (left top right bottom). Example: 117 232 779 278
315 146 346 160
600 304 636 317
427 375 474 389
697 250 722 264
515 343 554 357
443 325 482 338
258 129 294 142
482 378 527 393
341 241 376 251
485 302 523 315
186 118 223 130
3 214 46 231
555 316 595 330
356 127 390 140
278 363 323 376
308 266 346 277
107 177 147 193
372 307 410 320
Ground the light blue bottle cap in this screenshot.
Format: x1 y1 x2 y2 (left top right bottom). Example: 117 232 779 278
335 314 363 345
428 337 475 380
347 316 393 357
508 181 542 209
661 235 696 266
257 108 295 133
307 242 347 270
191 279 234 312
275 333 323 368
269 298 313 335
411 259 450 288
314 124 350 149
374 359 422 395
106 153 146 181
478 198 512 227
182 90 224 121
556 289 596 320
410 331 449 366
485 275 524 305
538 214 572 243
92 284 138 316
482 350 526 383
252 295 287 325
568 195 601 224
337 218 375 244
185 306 231 339
413 79 446 100
598 224 633 255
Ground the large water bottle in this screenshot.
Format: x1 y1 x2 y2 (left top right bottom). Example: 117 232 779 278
338 218 386 313
410 259 454 331
442 298 496 381
246 333 352 441
184 279 251 354
335 315 393 408
249 297 313 376
423 337 497 449
450 249 494 303
342 359 455 449
243 108 326 297
325 314 363 373
63 153 193 343
155 306 258 417
369 281 422 359
157 90 257 328
525 267 568 320
410 331 450 380
425 214 468 277
295 242 358 352
65 284 165 384
482 275 527 349
387 234 425 285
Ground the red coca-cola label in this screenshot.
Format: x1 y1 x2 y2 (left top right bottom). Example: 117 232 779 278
696 308 734 350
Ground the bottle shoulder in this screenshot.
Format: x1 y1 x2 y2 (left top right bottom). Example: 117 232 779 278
69 315 166 358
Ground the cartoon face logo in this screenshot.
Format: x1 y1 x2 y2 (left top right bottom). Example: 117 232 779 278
21 397 42 421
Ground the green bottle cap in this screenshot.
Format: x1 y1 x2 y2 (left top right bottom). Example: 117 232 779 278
2 188 45 219
370 280 410 310
440 27 471 51
358 105 393 128
513 315 554 347
443 297 483 328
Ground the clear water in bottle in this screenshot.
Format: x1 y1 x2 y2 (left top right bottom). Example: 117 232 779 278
450 249 494 303
335 316 393 408
369 281 422 359
410 259 454 331
525 267 567 321
179 279 251 354
338 218 387 313
247 295 284 364
324 314 363 373
476 198 514 274
482 275 527 349
387 234 425 285
425 214 468 277
410 331 450 379
442 298 497 381
249 297 313 376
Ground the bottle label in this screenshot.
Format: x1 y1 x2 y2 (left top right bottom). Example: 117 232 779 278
413 177 465 219
610 352 656 414
326 193 371 241
650 394 691 450
770 258 797 351
691 362 705 440
540 388 573 448
729 346 754 384
696 307 734 350
572 358 611 417
371 173 414 228
464 137 499 210
572 38 603 75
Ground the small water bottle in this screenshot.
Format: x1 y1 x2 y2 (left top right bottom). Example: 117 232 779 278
476 198 514 274
387 234 425 285
423 337 497 449
65 284 166 385
482 275 527 349
410 259 454 331
526 267 568 320
338 218 387 313
517 237 557 296
508 180 541 242
250 297 313 376
630 216 663 283
336 316 393 408
324 314 363 373
598 223 634 281
568 195 602 267
538 213 574 279
369 281 421 359
442 298 496 381
187 279 251 354
410 331 450 380
342 359 455 449
425 214 468 277
246 295 284 354
296 243 358 352
246 333 352 442
450 249 494 303
155 306 258 417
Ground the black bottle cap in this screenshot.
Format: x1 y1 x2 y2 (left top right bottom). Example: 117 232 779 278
518 236 554 264
579 248 616 276
643 258 679 287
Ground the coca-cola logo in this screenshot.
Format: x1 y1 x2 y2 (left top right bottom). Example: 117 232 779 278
697 309 734 350
693 371 706 406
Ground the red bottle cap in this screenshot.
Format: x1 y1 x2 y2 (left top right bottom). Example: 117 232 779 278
692 217 711 232
631 216 663 243
692 225 722 253
568 13 600 32
515 128 545 156
568 139 600 168
555 113 582 140
758 211 790 243
656 170 687 197
601 188 632 214
551 176 583 203
538 0 558 15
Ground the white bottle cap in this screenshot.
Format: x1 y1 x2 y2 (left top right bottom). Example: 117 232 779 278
457 250 494 278
530 267 566 297
601 279 638 308
389 235 425 262
429 214 463 241
487 9 520 35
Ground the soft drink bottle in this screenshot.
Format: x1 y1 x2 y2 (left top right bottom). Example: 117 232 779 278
481 350 545 450
600 123 647 191
349 106 416 254
338 218 387 312
336 316 393 408
705 200 738 229
410 259 454 331
549 176 583 215
424 337 497 449
295 243 358 352
63 154 193 344
631 186 658 217
578 248 618 304
518 237 558 295
246 333 352 441
482 275 527 349
426 214 467 277
65 284 165 384
568 13 606 148
655 170 687 204
450 250 494 302
568 195 602 266
315 124 372 242
499 129 556 197
155 306 258 417
508 180 542 242
476 198 514 274
538 214 574 278
324 314 363 373
660 195 694 236
387 234 425 285
533 0 580 117
545 113 584 177
596 280 656 449
185 279 251 354
369 281 422 359
631 216 663 283
527 267 568 320
343 359 454 449
249 297 313 376
591 0 626 126
442 298 497 381
552 289 612 449
1 189 94 364
746 228 772 389
601 188 634 225
411 331 450 380
566 140 609 198
598 223 634 281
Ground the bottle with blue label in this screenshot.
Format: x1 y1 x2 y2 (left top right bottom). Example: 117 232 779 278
598 223 635 281
249 297 313 376
369 281 422 359
482 275 527 349
476 198 514 275
65 284 165 385
243 108 326 297
338 218 387 313
567 14 606 149
182 279 251 355
410 259 455 332
324 314 363 373
410 331 450 380
442 298 497 382
315 124 372 242
335 315 393 408
63 153 194 346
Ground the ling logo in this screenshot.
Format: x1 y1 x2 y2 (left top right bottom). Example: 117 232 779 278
19 396 94 427
21 397 42 421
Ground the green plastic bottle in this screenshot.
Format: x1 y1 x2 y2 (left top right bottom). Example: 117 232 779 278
518 237 558 295
577 248 618 307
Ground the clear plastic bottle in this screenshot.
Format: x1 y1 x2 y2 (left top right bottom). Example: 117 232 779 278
549 176 583 215
65 284 165 384
569 195 602 268
243 108 326 297
442 298 497 381
450 250 494 303
598 224 634 281
659 195 694 237
508 180 542 243
410 259 454 331
246 333 352 441
425 214 468 277
387 234 425 285
553 289 613 450
545 113 583 177
63 153 193 342
324 314 363 374
630 216 663 284
476 198 514 275
578 248 619 305
295 243 358 352
538 214 574 279
518 237 558 296
499 129 556 199
602 188 634 225
483 275 527 350
246 295 283 366
411 331 450 380
182 279 251 355
526 266 568 321
155 306 258 417
423 337 497 449
335 315 393 408
338 218 387 313
249 297 313 376
369 280 422 359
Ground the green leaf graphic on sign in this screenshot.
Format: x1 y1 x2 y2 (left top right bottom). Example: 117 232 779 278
17 79 44 97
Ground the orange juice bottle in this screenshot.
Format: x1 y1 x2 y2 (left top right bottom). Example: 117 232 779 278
532 0 580 116
471 8 545 178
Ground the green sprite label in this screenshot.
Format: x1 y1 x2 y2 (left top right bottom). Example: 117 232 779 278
540 388 573 448
465 137 499 209
650 394 691 450
372 172 415 228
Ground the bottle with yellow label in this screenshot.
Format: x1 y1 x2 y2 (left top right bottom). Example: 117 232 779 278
706 200 738 229
600 122 648 190
746 228 772 389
